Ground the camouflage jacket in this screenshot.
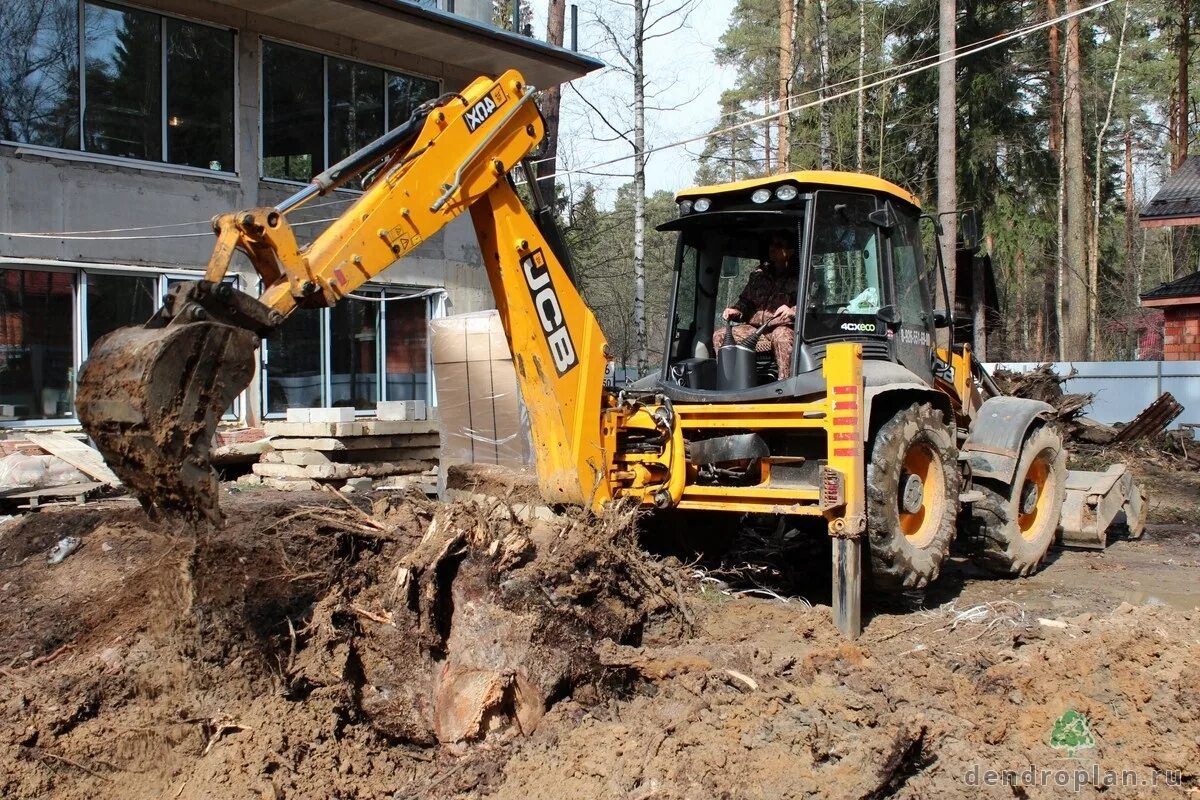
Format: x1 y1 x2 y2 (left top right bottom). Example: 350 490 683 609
733 266 799 326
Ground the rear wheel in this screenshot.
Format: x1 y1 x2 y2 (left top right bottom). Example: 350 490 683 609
865 403 960 591
971 425 1067 576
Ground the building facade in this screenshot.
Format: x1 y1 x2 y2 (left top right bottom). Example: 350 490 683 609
0 0 599 427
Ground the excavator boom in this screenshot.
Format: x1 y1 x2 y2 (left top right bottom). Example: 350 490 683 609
77 70 609 522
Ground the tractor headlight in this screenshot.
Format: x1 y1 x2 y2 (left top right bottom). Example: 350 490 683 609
774 184 799 201
751 188 772 204
693 197 712 212
678 199 693 215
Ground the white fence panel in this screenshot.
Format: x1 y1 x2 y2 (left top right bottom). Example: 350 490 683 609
983 361 1200 431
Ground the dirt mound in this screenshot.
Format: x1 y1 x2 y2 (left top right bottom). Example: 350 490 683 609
1 491 1197 799
0 492 681 799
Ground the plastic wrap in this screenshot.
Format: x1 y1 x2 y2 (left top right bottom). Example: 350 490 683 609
430 311 533 469
0 452 88 490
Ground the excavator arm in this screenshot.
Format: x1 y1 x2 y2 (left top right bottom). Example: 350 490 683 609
76 70 610 523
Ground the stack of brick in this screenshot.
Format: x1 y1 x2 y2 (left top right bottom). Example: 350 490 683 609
237 402 438 493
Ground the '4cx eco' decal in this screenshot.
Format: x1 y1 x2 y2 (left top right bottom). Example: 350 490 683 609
521 249 578 375
464 85 508 133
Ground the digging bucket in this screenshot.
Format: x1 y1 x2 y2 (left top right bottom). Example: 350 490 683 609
76 320 258 525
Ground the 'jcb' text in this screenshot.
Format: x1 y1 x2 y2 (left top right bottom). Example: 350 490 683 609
521 250 578 376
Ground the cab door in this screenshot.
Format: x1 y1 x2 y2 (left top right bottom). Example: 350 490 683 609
887 204 936 384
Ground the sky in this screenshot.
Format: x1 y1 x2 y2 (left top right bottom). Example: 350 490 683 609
527 0 739 205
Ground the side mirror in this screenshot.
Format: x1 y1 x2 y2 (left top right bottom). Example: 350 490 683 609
957 210 980 252
932 309 952 329
876 304 900 326
868 206 897 230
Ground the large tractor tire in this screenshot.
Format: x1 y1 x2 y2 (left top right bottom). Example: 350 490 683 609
866 403 960 592
970 425 1067 576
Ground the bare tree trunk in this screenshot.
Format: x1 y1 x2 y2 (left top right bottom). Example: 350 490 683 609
535 0 566 199
818 0 831 168
1171 0 1190 278
633 0 647 374
1062 0 1088 360
1176 0 1190 169
1087 0 1128 359
764 107 773 174
1016 247 1028 354
856 0 866 170
778 0 794 172
937 0 957 323
876 5 886 176
1048 0 1063 359
1125 121 1138 311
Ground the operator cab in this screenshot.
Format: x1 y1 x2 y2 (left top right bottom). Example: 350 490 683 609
654 172 944 399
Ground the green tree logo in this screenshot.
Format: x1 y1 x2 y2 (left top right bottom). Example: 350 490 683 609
1049 709 1097 756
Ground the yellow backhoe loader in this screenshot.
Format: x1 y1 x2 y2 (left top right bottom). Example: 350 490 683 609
75 70 1144 638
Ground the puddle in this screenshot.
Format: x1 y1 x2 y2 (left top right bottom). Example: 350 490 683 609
1121 589 1200 612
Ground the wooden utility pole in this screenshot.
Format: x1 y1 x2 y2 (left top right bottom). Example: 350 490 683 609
535 0 566 199
818 0 831 167
937 0 957 319
1062 0 1088 359
778 0 794 172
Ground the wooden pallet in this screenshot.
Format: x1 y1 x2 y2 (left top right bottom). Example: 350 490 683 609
1 481 105 510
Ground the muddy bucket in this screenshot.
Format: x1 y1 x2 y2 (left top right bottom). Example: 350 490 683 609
76 321 258 525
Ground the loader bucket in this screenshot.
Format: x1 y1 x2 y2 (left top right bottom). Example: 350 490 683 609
76 321 258 525
1058 464 1147 549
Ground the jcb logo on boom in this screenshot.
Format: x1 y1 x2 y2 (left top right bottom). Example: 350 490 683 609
522 249 578 376
464 86 507 133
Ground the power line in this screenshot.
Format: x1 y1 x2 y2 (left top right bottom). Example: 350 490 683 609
541 0 1114 183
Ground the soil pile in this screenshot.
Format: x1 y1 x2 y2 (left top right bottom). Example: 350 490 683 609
0 490 1197 799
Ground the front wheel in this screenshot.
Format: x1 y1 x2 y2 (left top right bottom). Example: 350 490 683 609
865 403 960 591
970 425 1067 576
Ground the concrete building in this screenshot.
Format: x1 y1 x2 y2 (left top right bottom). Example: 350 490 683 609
0 0 600 428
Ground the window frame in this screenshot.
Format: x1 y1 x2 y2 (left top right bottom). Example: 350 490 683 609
257 35 442 186
260 284 438 419
0 261 243 428
0 0 240 176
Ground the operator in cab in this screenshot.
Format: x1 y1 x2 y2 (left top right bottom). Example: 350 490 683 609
713 230 800 379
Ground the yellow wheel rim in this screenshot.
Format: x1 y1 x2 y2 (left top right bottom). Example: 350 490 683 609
1017 452 1053 540
898 442 944 548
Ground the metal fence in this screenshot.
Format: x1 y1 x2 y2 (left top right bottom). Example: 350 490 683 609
982 361 1200 432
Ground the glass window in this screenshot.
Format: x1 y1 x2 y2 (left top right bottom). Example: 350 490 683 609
0 269 76 421
2 2 234 169
328 58 383 166
892 210 931 327
85 272 156 349
804 192 883 339
166 18 234 170
330 296 378 410
0 0 80 149
262 42 323 181
83 2 162 161
261 40 440 180
387 72 439 129
264 308 323 414
384 295 427 401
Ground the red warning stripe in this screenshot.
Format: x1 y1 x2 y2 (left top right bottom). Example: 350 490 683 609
833 400 858 411
833 417 857 426
833 448 857 457
833 385 858 395
833 431 856 441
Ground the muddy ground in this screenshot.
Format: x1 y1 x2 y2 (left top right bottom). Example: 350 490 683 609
0 466 1197 799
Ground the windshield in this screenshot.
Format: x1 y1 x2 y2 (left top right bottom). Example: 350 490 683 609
803 191 884 340
665 214 803 364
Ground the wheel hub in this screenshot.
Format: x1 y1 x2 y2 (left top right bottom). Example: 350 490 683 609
1020 480 1039 515
901 473 925 514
